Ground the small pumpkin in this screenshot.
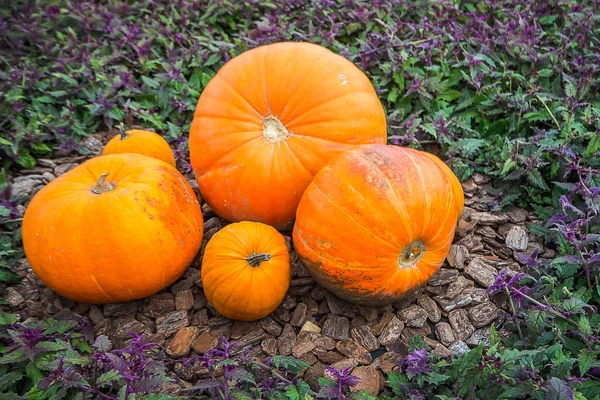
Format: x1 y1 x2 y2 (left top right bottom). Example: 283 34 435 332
103 128 176 167
201 221 291 321
189 41 387 230
22 153 204 304
293 145 464 306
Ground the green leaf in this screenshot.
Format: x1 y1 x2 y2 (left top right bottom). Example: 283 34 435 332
0 349 25 364
0 371 23 391
230 389 253 400
386 372 408 395
539 15 558 24
578 316 591 336
393 71 405 92
0 268 20 285
579 380 600 399
296 381 314 398
454 138 486 156
43 319 78 335
201 72 213 87
30 142 51 153
500 349 525 364
226 368 255 385
141 76 161 89
349 390 378 400
284 385 300 400
585 134 600 157
425 372 449 385
565 82 576 98
501 158 516 175
36 96 55 104
26 362 44 385
578 348 596 376
527 310 547 333
437 88 462 102
271 355 311 373
563 337 586 355
551 359 577 379
489 324 499 346
525 222 549 238
52 72 78 85
95 369 121 387
526 170 550 190
0 311 18 325
16 150 36 169
0 206 10 217
500 384 535 399
387 87 399 103
36 340 71 352
204 54 220 67
346 22 361 34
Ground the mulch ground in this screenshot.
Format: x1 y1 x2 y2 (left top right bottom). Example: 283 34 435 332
3 131 550 396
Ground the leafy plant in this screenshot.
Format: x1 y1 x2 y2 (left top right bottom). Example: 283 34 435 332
0 174 23 297
0 310 179 399
1 0 600 398
317 366 374 400
185 336 324 399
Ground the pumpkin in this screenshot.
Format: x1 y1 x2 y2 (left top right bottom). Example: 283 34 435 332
292 145 464 306
201 221 291 321
103 128 176 167
189 41 387 230
22 153 204 304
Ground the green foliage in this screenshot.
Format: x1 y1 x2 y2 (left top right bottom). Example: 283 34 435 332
0 0 599 398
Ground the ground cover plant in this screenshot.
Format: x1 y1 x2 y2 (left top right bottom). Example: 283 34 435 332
1 0 599 398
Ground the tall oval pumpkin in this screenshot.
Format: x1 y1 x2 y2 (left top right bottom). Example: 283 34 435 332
22 153 204 304
189 42 387 230
293 145 464 306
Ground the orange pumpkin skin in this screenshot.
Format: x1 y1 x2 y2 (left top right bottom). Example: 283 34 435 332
103 129 176 167
189 42 387 230
201 221 291 321
22 153 203 304
292 145 464 306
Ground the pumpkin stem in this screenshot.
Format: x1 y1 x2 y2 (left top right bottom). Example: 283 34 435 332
92 173 115 194
398 241 425 269
262 115 289 143
246 252 272 267
118 123 130 140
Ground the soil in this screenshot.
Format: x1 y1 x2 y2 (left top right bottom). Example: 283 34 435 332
3 130 551 396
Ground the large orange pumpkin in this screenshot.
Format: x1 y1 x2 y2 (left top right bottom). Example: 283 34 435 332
293 145 464 306
189 41 387 230
103 129 176 167
22 153 203 304
201 221 291 321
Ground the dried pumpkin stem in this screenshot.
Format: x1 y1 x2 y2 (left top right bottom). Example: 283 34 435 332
118 123 130 140
91 173 115 194
246 252 271 267
398 241 425 269
262 115 289 143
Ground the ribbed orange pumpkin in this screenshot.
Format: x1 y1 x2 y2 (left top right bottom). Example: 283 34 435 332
189 41 387 230
22 153 203 303
201 221 291 321
293 145 464 306
103 129 176 167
